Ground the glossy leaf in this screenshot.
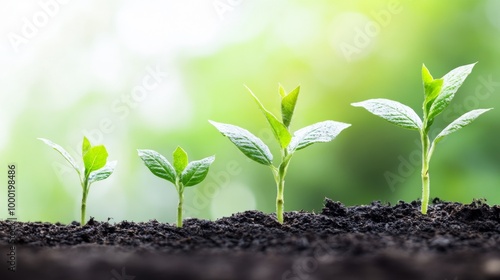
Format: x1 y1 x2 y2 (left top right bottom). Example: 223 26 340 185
287 120 351 153
281 85 300 128
427 63 476 122
423 79 443 122
137 149 176 183
209 120 273 165
422 64 434 84
82 136 91 156
278 84 286 98
181 156 215 186
83 145 108 177
422 64 444 119
434 108 492 144
38 138 80 175
88 161 117 184
352 99 422 130
173 146 188 174
245 86 291 149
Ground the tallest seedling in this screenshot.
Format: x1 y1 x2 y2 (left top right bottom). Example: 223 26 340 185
352 63 492 214
210 85 350 224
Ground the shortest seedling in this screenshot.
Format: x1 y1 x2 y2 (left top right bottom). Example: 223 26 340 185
38 136 116 226
138 147 215 227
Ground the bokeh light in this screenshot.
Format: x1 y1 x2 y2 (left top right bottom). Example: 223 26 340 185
1 0 499 224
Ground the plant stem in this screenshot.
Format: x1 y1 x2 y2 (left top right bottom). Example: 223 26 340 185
81 178 89 226
276 170 285 224
420 132 430 214
273 150 291 224
176 180 184 227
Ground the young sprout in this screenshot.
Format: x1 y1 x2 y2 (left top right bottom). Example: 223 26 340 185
210 85 350 224
138 147 215 227
352 63 492 214
38 136 116 226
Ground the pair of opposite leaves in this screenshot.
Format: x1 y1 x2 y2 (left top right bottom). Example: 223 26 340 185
209 85 351 167
352 63 491 145
38 137 116 186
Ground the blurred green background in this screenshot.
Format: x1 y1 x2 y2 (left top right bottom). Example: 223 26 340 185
1 0 499 224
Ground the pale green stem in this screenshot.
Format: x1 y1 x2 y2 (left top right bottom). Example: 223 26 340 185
81 178 89 226
420 132 431 214
176 179 184 227
272 149 291 224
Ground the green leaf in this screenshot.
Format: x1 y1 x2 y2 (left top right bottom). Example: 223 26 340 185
82 136 91 156
181 156 215 187
423 79 443 121
278 84 286 98
434 108 492 144
422 64 434 84
352 99 422 130
137 149 176 184
245 85 292 149
173 146 188 174
427 63 476 122
209 120 273 165
287 121 351 153
422 64 444 120
38 138 80 175
281 85 300 128
83 145 108 177
88 161 116 184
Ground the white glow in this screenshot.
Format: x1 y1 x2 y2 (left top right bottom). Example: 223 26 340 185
115 0 219 56
137 74 194 130
215 1 278 46
274 5 321 54
0 1 39 35
88 38 124 92
0 111 9 150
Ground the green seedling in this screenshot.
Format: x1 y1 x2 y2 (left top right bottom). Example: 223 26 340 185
138 147 215 227
352 63 492 214
38 136 116 226
210 85 350 224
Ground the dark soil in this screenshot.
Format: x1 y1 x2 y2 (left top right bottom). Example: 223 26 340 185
1 198 500 280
